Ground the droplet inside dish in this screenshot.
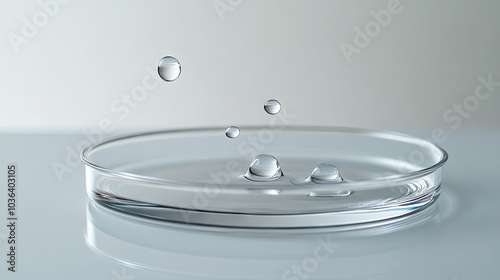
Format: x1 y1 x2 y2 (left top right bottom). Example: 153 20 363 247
225 126 240 138
158 56 181 82
310 163 343 184
245 154 283 182
290 163 345 186
264 99 281 115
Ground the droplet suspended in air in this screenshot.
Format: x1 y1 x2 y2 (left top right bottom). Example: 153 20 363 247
158 56 181 82
245 154 283 182
310 163 344 184
264 99 281 115
225 126 240 138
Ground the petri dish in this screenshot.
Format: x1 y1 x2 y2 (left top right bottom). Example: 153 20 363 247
81 126 448 229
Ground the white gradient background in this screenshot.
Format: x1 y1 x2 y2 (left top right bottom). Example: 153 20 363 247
1 0 499 134
1 2 500 279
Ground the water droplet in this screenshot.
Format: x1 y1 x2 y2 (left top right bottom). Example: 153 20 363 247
310 163 343 184
225 126 240 138
264 99 281 115
245 154 283 182
158 56 181 82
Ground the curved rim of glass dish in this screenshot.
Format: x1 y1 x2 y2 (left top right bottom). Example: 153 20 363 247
80 126 448 189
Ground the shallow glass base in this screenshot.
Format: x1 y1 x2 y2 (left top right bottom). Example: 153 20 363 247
90 188 440 228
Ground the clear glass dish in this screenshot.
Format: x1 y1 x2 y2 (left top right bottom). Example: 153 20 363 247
81 126 448 228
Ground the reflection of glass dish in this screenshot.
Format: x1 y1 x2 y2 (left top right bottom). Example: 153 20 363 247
85 200 445 279
81 126 448 228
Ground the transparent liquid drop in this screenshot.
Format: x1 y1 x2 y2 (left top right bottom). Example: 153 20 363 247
245 154 283 182
310 163 343 184
225 126 240 138
158 56 181 82
264 99 281 115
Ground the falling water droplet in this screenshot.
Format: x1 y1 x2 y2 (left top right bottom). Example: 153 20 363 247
264 99 281 115
245 154 283 182
310 163 343 184
225 126 240 138
158 56 181 82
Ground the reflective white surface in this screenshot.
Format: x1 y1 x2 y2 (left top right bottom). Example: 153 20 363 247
0 129 499 279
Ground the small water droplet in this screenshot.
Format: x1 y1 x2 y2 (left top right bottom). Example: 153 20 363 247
158 56 181 82
225 126 240 138
264 99 281 115
310 163 343 184
245 154 283 182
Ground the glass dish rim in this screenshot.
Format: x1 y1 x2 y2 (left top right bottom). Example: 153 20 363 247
80 125 448 188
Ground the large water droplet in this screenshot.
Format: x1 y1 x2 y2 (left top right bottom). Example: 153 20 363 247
225 126 240 138
264 99 281 115
158 56 181 82
310 163 343 184
245 154 283 182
